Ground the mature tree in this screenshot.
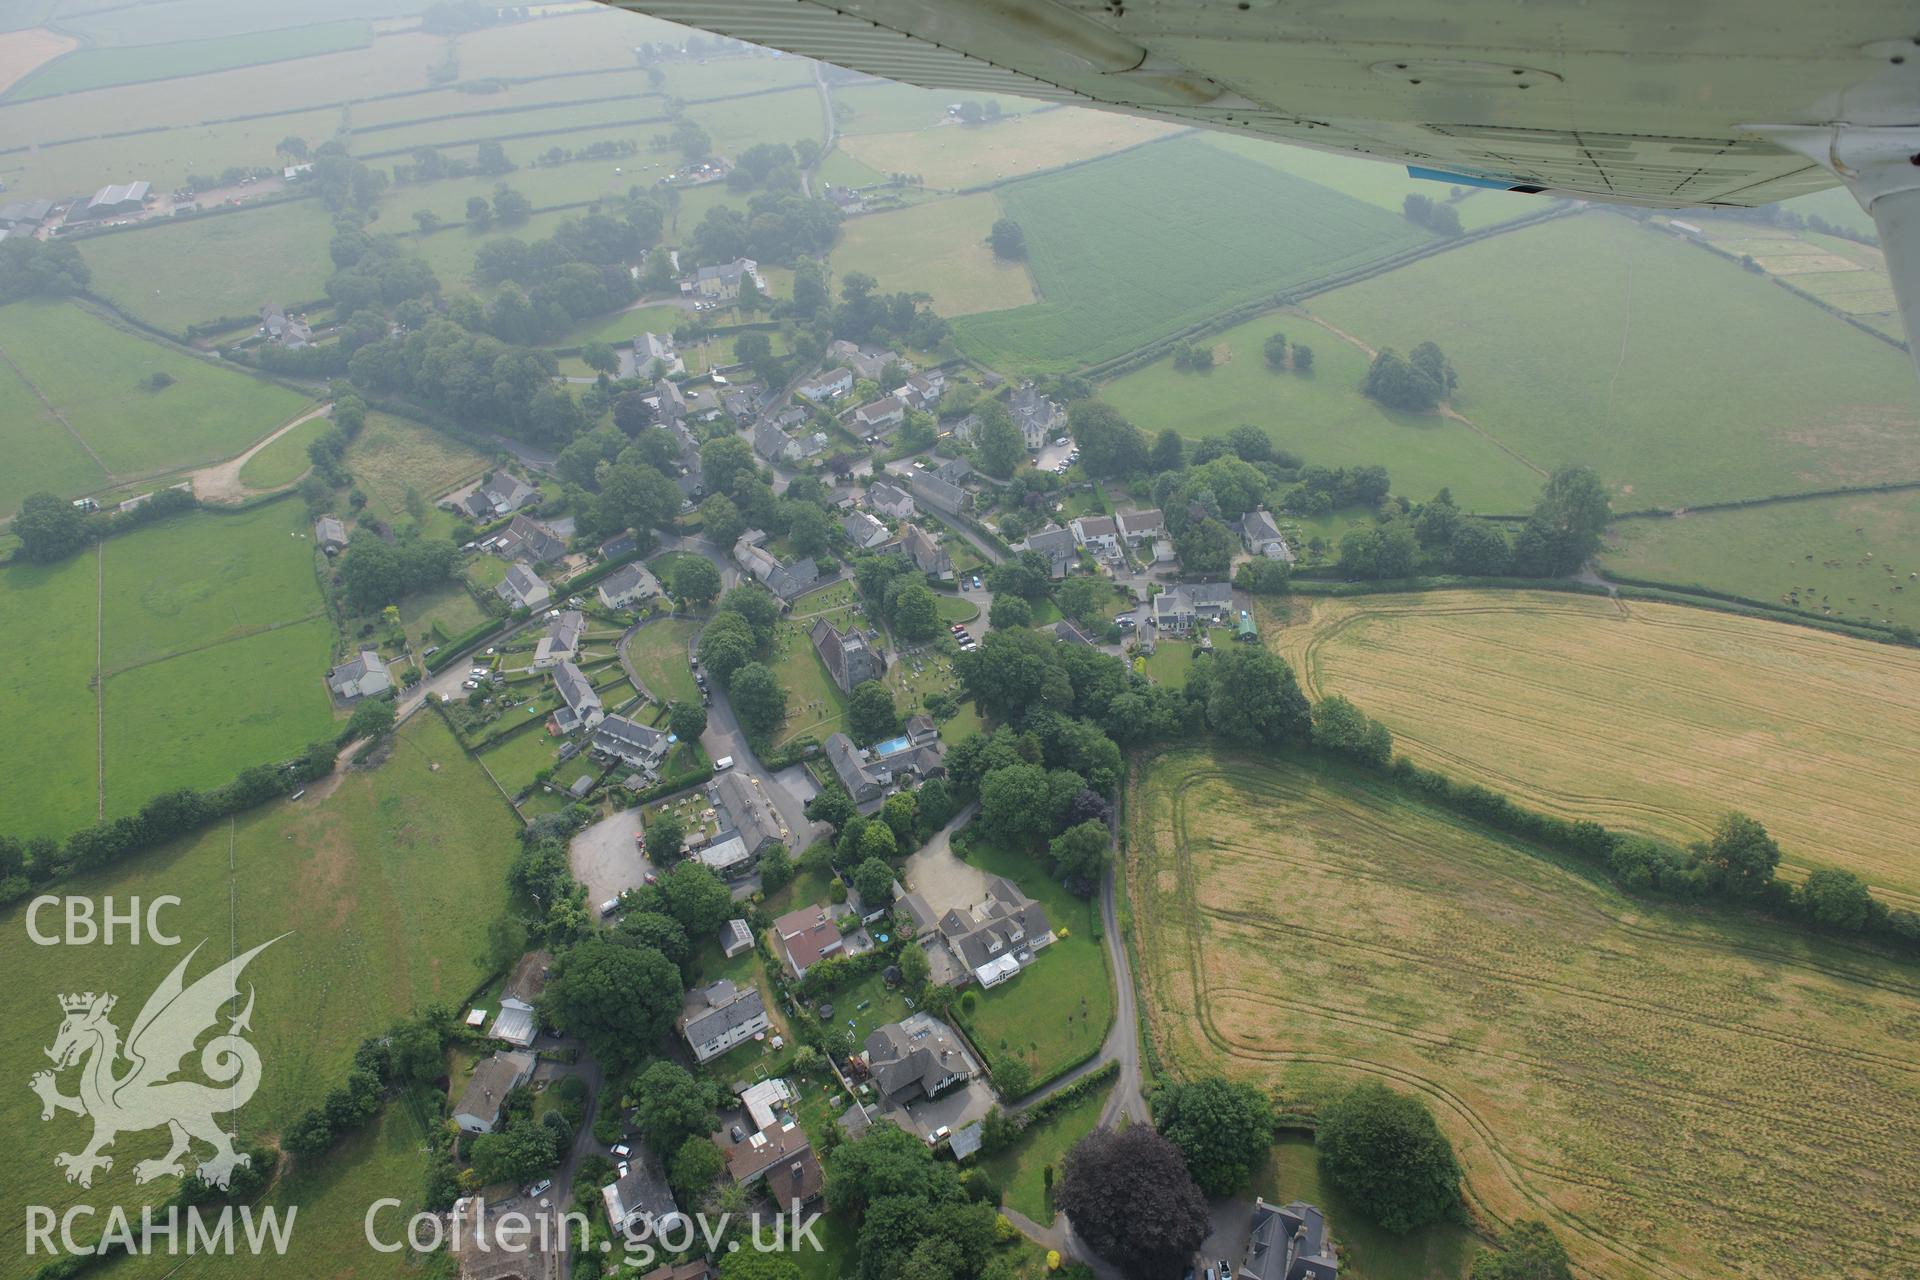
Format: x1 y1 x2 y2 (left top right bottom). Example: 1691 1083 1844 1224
660 859 734 935
916 777 955 829
848 680 900 746
616 910 690 968
1048 820 1110 888
1414 488 1461 548
977 763 1056 849
986 553 1052 601
1362 347 1446 412
1449 520 1512 575
1228 424 1271 463
1056 575 1112 628
668 701 708 743
975 400 1025 479
1292 343 1314 372
1263 331 1289 370
468 1112 560 1185
806 786 856 831
699 492 747 549
890 581 941 641
1150 428 1185 474
701 434 758 496
988 596 1032 630
1310 695 1393 767
1799 868 1877 932
1471 1221 1573 1280
791 259 829 319
1316 1081 1462 1233
579 341 619 377
956 624 1074 723
719 1250 802 1280
729 660 788 738
882 791 919 848
670 1132 727 1204
13 492 88 562
986 218 1027 260
720 583 782 646
1173 516 1237 578
613 390 655 435
632 1061 720 1152
345 697 397 742
787 502 832 558
698 611 757 683
1069 400 1148 478
859 820 897 863
1151 1076 1273 1196
1511 465 1612 576
827 1120 953 1222
543 939 681 1071
1056 1126 1211 1280
852 857 897 910
491 184 533 225
647 810 686 862
1203 647 1311 744
673 554 723 606
1697 811 1781 897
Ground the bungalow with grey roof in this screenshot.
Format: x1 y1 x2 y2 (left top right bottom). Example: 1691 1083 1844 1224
327 651 391 701
866 482 915 520
597 561 659 609
551 660 604 733
533 609 585 669
1241 508 1294 562
314 515 347 555
496 562 552 612
452 1050 535 1133
463 472 537 520
680 978 770 1064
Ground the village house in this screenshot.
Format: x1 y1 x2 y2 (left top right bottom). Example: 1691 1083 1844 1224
597 561 660 610
495 513 568 565
930 457 973 487
841 510 892 551
896 892 941 940
653 377 687 425
866 482 915 520
909 470 966 514
628 331 683 378
496 562 552 612
532 609 585 669
827 339 908 382
1009 382 1063 450
1020 524 1079 579
852 396 907 436
452 1050 535 1134
591 714 670 771
948 412 982 446
313 515 347 555
810 618 886 693
551 660 605 733
846 869 898 924
863 1013 977 1105
937 876 1054 988
602 1149 684 1239
260 304 312 350
795 367 854 402
1151 582 1235 634
680 978 770 1064
1116 508 1165 545
896 522 953 579
733 532 819 600
600 531 638 561
693 257 766 299
326 651 391 701
463 472 538 521
486 951 550 1047
1244 1200 1339 1280
1241 508 1295 562
895 369 945 411
1070 514 1120 555
824 732 888 806
753 416 828 467
771 904 843 979
722 1119 820 1194
713 768 785 855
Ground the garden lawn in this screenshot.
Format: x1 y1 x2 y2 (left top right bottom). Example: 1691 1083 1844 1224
0 342 105 517
1308 211 1920 509
0 550 102 840
236 413 331 489
953 838 1112 1088
0 713 518 1242
819 965 912 1054
980 1079 1112 1221
952 137 1432 372
80 199 338 336
556 303 689 350
935 698 984 746
1256 1137 1478 1280
0 300 315 480
626 616 702 706
478 723 563 796
1142 637 1199 690
399 578 491 649
1100 307 1545 512
832 193 1035 316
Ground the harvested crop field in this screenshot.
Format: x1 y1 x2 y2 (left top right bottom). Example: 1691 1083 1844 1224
831 192 1035 316
836 107 1179 191
1272 590 1920 902
0 26 76 96
1130 749 1920 1280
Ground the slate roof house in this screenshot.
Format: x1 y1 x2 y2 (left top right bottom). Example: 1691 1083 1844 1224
937 876 1054 988
693 257 766 299
497 513 568 565
811 619 885 693
1244 1199 1338 1280
597 561 659 609
824 732 888 806
1021 525 1079 579
795 367 854 402
601 1149 684 1238
680 978 770 1064
1009 382 1062 450
863 1012 976 1104
591 714 670 770
714 768 786 855
1241 508 1295 562
1070 514 1119 554
551 660 605 733
452 1050 535 1133
1151 582 1234 633
827 339 907 382
496 562 552 612
909 471 966 514
314 515 347 555
853 396 907 435
897 522 953 579
930 456 973 487
771 904 843 979
1116 508 1165 543
629 331 683 378
464 472 537 520
842 510 892 550
327 651 391 701
734 535 819 600
866 482 915 520
533 609 585 669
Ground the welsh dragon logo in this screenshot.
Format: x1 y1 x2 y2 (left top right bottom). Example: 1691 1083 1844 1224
30 938 279 1189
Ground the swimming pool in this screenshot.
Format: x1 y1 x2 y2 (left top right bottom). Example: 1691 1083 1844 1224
873 734 911 757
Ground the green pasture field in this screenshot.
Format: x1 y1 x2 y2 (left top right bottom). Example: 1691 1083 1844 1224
626 617 701 706
832 81 1039 136
353 93 667 156
831 192 1035 317
951 838 1111 1087
344 411 489 536
0 345 104 517
102 499 324 670
398 206 578 291
665 180 749 238
400 579 491 648
349 66 654 128
84 202 342 336
980 1080 1110 1222
556 303 688 349
0 301 315 481
952 139 1431 372
387 143 653 224
0 712 518 1249
685 86 825 156
478 722 563 795
0 550 101 840
237 414 331 490
1132 748 1920 1280
816 146 886 189
1307 212 1920 508
451 7 669 81
1100 307 1544 511
1258 1137 1479 1280
5 19 372 101
1601 490 1920 630
836 106 1180 194
1206 133 1535 233
104 616 338 816
655 53 813 100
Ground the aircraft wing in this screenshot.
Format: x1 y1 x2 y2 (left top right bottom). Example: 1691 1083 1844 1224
601 0 1920 209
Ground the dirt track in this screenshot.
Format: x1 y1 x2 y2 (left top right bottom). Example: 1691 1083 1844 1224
189 401 331 503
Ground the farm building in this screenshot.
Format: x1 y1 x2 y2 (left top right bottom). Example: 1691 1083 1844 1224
452 1050 535 1133
326 650 391 701
811 618 885 694
680 978 770 1063
70 181 152 222
0 199 54 232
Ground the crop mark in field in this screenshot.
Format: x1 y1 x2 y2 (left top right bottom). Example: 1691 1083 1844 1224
0 337 111 482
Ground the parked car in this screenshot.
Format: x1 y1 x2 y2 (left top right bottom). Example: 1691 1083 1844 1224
715 756 735 770
612 1143 631 1158
524 1179 552 1198
599 898 621 918
1219 1263 1232 1280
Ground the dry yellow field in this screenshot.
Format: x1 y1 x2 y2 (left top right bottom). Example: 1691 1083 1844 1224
0 26 77 96
837 109 1183 190
831 192 1036 316
1270 591 1920 904
1129 750 1920 1280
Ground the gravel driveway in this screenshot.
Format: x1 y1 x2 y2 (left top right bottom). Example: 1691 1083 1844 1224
568 806 655 907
